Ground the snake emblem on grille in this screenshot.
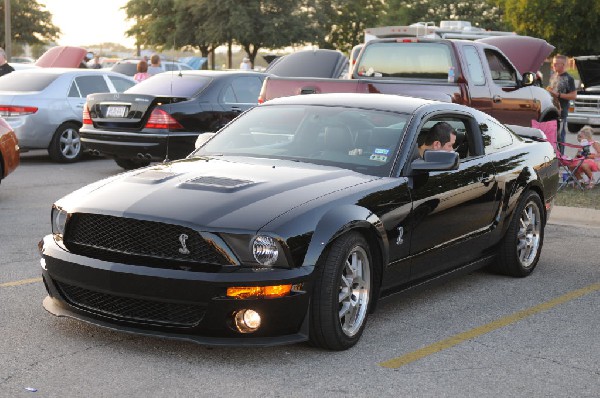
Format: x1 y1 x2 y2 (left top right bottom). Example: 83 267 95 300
178 234 190 255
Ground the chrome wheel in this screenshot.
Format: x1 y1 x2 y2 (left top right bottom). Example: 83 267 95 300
338 245 370 337
59 127 81 160
517 202 541 268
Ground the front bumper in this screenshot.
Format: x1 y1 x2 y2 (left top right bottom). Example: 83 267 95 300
79 129 198 161
40 235 313 346
567 112 600 127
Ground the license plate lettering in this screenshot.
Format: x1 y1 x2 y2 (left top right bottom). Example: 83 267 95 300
106 106 127 118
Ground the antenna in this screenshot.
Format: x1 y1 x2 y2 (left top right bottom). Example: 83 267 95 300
163 31 178 164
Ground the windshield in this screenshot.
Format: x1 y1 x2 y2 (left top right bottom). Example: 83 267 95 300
193 104 409 177
0 72 57 91
356 42 453 79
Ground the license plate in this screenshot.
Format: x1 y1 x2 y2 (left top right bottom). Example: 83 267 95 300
106 106 127 118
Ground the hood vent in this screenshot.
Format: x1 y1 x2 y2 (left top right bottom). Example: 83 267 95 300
128 169 178 184
181 176 255 191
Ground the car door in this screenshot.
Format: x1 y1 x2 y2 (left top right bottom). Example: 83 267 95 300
220 75 265 116
407 113 500 281
484 49 539 126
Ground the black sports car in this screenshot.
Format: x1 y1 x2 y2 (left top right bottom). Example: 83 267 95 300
40 93 558 350
80 70 268 170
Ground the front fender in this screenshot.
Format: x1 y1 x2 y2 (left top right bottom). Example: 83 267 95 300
302 204 388 268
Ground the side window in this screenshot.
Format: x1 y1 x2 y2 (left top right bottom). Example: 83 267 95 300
68 82 80 97
229 76 263 104
483 119 514 154
418 117 475 159
73 75 110 97
485 50 517 86
108 76 136 92
463 46 486 86
222 85 236 103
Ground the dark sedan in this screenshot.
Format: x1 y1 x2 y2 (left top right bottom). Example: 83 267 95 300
40 93 558 350
80 70 268 169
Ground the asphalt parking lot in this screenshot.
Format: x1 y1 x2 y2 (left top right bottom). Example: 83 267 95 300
1 151 598 397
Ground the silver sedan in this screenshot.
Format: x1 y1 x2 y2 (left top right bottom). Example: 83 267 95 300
0 68 135 162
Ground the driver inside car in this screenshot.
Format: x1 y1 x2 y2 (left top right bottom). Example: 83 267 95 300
418 121 457 157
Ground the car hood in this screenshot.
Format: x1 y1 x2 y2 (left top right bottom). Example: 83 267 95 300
574 56 600 89
35 46 86 68
476 36 555 74
59 156 378 232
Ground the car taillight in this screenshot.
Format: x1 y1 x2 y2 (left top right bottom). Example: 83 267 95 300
144 109 183 129
0 105 38 116
82 105 92 125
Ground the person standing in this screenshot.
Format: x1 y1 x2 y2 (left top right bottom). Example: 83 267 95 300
147 54 162 75
547 54 577 154
239 57 251 70
133 60 151 83
0 48 15 77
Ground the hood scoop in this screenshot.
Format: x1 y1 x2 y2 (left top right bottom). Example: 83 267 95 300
128 169 178 184
180 176 256 191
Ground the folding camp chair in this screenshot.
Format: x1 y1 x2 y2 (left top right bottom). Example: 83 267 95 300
532 120 587 190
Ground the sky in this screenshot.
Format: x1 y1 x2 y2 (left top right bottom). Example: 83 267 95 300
38 0 135 48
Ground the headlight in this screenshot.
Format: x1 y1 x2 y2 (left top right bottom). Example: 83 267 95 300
252 235 279 266
51 206 68 237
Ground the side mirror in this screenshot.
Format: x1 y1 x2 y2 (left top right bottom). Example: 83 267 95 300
194 132 215 149
411 150 459 171
522 71 536 87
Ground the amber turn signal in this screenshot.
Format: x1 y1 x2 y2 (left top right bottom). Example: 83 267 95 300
227 284 292 299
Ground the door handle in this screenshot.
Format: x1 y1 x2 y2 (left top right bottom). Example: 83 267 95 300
492 95 502 103
479 175 496 185
231 107 242 113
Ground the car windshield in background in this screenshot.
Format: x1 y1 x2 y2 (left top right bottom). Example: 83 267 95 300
356 42 453 79
0 73 57 91
195 104 409 177
125 74 212 97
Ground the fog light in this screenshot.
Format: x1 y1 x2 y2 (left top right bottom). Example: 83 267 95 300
234 309 261 333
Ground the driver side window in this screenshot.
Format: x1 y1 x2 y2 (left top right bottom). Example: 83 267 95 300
418 117 474 159
485 50 517 87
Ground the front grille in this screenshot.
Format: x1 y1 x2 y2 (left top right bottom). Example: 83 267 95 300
55 280 205 327
64 213 230 268
573 97 600 112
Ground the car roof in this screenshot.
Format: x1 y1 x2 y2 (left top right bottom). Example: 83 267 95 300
263 93 443 113
9 68 134 77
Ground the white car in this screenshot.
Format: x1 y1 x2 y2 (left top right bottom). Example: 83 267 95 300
0 68 136 162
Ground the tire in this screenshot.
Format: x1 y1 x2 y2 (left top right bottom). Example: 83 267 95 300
496 191 544 277
567 123 582 133
48 122 83 163
309 231 372 350
114 158 151 170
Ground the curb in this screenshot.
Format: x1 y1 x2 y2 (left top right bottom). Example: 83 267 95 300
548 206 600 228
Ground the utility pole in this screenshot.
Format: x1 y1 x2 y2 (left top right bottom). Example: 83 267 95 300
4 0 11 60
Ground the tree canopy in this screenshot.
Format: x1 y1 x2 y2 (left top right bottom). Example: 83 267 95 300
500 0 600 55
1 0 61 48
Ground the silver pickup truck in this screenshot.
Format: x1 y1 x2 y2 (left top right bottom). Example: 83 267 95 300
568 56 600 133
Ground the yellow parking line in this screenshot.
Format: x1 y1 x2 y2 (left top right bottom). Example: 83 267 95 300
0 277 43 288
380 282 600 369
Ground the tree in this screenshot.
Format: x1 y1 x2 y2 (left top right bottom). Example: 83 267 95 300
0 0 60 48
310 0 388 54
500 0 600 55
384 0 510 32
123 0 178 51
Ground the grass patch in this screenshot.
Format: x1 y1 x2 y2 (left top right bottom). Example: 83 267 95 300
555 185 600 209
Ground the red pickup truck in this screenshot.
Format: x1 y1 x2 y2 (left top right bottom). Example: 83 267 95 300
259 36 558 126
